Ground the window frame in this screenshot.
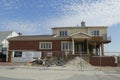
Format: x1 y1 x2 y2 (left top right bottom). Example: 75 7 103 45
59 31 68 36
14 51 22 57
39 42 52 49
61 41 72 51
91 30 100 36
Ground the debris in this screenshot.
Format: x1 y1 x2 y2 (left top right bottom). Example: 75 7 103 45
31 58 43 65
65 57 93 68
30 57 65 67
45 57 65 67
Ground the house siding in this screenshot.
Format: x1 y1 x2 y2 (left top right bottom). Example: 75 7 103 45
90 56 117 66
9 41 38 50
52 27 107 37
52 28 88 36
9 40 71 61
9 40 70 51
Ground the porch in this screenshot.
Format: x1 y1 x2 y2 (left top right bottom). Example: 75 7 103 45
71 38 105 56
69 32 111 56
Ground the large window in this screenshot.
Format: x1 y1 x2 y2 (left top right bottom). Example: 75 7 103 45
59 31 68 36
39 42 52 49
91 30 99 36
14 51 22 57
61 41 72 51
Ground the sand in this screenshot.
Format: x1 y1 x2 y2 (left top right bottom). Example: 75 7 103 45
0 57 120 80
0 67 120 80
64 57 95 70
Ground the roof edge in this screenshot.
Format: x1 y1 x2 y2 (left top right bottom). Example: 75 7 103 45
51 26 108 29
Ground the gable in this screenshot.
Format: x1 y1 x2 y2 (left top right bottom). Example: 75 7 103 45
0 31 19 47
70 32 91 39
0 31 12 43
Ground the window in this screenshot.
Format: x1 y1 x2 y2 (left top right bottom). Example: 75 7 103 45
40 42 52 49
14 51 22 57
91 30 99 36
97 30 99 35
61 41 72 51
59 31 68 36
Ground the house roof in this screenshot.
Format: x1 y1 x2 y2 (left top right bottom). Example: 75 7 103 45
0 31 13 43
8 35 70 41
52 26 107 29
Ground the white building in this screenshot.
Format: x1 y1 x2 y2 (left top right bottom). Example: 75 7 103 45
0 31 19 61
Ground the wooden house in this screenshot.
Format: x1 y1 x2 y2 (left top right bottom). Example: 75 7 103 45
8 21 111 62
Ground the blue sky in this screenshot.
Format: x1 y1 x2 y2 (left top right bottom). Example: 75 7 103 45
0 0 120 52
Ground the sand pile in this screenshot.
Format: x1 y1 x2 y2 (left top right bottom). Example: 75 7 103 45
65 57 94 70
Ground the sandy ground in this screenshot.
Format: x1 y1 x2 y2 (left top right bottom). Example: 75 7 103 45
0 66 120 80
0 57 120 80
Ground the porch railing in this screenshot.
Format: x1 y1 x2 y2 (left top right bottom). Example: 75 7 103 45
103 36 111 41
92 35 111 42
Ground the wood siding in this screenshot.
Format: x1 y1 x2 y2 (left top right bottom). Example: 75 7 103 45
9 40 68 51
90 56 117 66
91 36 103 41
9 41 38 50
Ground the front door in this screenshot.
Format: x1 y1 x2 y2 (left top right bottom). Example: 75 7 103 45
75 43 83 54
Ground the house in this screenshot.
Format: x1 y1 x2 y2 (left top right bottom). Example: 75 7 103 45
0 31 19 61
8 21 111 62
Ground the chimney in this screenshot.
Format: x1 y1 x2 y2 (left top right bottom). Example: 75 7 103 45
81 21 85 27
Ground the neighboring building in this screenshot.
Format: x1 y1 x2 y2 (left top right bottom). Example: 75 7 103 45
8 21 111 62
0 31 19 61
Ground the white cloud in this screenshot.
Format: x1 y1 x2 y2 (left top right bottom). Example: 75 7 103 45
0 0 21 10
1 21 39 35
1 0 120 35
1 0 120 27
0 20 52 35
48 0 120 27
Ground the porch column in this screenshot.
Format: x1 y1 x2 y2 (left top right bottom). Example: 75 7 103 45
93 42 96 55
86 39 89 54
8 51 12 62
98 45 100 56
101 42 104 56
72 38 75 55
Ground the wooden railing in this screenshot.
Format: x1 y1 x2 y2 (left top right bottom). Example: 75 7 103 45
91 36 111 42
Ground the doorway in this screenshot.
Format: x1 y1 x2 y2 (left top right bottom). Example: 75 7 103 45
75 42 84 54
